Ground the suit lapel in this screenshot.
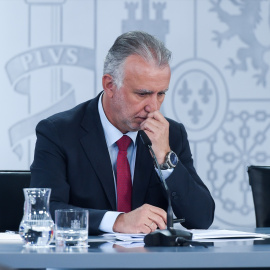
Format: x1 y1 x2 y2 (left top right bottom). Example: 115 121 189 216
132 136 154 209
80 93 116 210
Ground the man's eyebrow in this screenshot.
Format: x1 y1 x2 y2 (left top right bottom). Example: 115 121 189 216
136 89 153 93
157 88 169 94
136 88 169 93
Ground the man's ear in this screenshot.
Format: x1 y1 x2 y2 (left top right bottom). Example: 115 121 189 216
102 74 116 98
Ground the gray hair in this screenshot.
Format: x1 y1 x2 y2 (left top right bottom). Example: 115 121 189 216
103 31 172 88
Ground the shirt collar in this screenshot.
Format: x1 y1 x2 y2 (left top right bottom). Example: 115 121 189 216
98 93 138 147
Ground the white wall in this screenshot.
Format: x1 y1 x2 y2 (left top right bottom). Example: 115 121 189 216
1 0 270 229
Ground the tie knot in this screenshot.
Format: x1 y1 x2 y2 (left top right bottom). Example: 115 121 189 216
116 135 132 151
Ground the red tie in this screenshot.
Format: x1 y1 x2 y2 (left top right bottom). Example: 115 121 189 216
116 135 132 212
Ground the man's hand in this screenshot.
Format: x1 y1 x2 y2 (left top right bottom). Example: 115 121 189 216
112 204 167 234
140 110 170 164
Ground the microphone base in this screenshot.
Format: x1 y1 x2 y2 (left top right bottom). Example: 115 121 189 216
144 229 193 247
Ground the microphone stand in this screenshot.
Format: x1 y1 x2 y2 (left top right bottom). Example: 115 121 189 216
147 146 173 230
139 131 210 247
139 130 194 246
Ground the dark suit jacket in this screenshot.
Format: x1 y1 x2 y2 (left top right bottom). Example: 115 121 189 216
30 92 215 235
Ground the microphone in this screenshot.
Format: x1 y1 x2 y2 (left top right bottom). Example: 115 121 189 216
139 130 173 229
138 130 193 246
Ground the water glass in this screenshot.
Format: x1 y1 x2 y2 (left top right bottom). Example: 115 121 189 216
55 209 89 246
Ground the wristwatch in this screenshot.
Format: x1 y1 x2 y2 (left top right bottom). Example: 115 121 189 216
159 151 179 170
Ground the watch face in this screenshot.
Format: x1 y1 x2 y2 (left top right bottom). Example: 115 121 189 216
169 152 178 166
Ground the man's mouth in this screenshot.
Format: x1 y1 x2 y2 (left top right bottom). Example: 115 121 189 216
136 116 147 120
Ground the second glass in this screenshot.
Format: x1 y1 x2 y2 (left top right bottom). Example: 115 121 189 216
55 209 89 246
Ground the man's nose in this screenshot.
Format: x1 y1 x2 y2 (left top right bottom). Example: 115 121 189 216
144 95 159 113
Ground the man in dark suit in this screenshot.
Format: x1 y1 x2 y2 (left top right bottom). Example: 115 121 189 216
30 31 215 235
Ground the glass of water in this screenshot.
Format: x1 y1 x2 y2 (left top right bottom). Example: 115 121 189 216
55 209 88 246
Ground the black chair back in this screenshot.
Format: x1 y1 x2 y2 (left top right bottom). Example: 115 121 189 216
247 166 270 227
0 171 31 232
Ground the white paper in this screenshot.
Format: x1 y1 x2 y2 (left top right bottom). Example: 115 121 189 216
102 229 270 243
190 229 270 240
102 233 144 242
0 232 23 243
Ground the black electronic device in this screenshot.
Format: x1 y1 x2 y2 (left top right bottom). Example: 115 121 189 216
144 228 192 246
139 130 195 246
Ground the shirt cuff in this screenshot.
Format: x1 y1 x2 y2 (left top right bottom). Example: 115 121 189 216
98 211 123 233
155 167 173 179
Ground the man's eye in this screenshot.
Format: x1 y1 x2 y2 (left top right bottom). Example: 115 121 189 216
158 92 166 96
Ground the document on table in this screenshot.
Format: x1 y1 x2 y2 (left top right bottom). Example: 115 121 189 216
0 233 23 244
191 229 270 241
102 229 270 243
103 233 145 242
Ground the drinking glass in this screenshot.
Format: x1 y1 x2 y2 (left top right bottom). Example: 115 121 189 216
55 209 88 246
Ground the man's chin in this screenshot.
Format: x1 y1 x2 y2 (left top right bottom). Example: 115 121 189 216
125 119 145 132
128 123 141 132
129 126 140 132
